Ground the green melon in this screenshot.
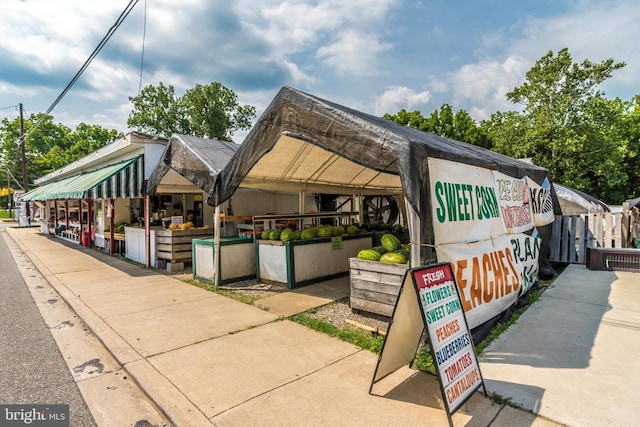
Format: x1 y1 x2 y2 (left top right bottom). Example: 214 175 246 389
380 252 407 264
269 230 282 240
301 229 315 240
280 229 294 242
317 227 334 238
357 249 382 261
346 225 360 235
381 233 401 252
371 246 388 256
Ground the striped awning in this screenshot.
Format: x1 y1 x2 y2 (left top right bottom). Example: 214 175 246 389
19 156 143 201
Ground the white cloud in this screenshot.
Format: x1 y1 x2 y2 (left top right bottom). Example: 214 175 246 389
235 0 397 76
373 86 431 115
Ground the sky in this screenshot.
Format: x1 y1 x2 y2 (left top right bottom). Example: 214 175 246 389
1 0 639 143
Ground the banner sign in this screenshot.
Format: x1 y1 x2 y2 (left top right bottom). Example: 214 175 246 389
414 263 484 416
435 236 522 329
509 232 541 296
429 159 507 245
492 171 534 234
527 177 555 226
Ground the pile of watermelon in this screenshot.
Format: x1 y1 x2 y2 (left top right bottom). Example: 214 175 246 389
356 233 410 265
360 221 410 246
259 224 361 242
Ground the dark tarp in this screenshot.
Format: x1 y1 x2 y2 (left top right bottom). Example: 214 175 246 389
146 134 239 196
210 86 552 220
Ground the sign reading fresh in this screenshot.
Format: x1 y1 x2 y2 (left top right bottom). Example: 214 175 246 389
414 264 483 413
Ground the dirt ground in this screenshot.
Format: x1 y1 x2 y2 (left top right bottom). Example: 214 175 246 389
217 278 391 334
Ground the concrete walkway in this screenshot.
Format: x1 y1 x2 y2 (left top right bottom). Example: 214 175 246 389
7 226 637 426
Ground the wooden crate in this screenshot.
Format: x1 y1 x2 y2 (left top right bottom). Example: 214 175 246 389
349 258 408 317
156 228 213 263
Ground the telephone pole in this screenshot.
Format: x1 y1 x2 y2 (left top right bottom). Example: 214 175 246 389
19 103 30 220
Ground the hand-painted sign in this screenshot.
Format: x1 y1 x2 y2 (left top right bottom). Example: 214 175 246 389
435 236 522 329
414 263 484 415
429 159 507 245
492 171 534 234
527 177 555 226
428 158 550 329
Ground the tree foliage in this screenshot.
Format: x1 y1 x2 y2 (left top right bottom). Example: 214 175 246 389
127 82 256 141
385 48 638 204
384 104 491 148
0 114 121 188
486 48 628 203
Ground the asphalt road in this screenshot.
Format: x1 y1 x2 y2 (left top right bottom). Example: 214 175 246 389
0 226 97 427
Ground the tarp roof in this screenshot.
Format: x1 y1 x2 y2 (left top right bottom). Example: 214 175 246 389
554 183 610 214
209 86 551 218
19 156 143 201
146 134 239 196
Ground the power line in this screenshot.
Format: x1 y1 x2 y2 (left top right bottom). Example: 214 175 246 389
138 0 147 95
25 0 140 140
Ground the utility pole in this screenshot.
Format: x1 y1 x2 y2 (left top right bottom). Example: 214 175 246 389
19 103 30 220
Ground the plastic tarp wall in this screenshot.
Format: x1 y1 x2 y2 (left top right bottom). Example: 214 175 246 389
554 183 610 214
147 134 239 196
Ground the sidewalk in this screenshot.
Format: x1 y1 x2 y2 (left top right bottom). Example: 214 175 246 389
8 226 636 426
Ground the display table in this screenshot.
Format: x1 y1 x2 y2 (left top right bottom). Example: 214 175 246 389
257 234 374 289
192 237 256 284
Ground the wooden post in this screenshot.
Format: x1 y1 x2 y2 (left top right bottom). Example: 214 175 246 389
110 198 115 255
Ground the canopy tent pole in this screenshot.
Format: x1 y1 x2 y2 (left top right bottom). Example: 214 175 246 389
405 198 421 268
213 205 221 288
87 198 92 246
144 193 151 267
78 199 83 241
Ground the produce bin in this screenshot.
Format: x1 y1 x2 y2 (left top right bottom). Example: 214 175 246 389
257 234 374 289
192 237 256 284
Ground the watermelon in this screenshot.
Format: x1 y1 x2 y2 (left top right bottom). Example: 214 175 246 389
301 229 315 240
318 227 333 238
357 249 381 261
269 230 282 240
261 229 272 240
381 233 401 252
371 246 388 256
394 248 411 260
280 229 294 242
380 252 407 264
346 225 360 235
332 225 345 237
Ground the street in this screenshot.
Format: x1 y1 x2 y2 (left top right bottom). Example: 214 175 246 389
0 226 97 426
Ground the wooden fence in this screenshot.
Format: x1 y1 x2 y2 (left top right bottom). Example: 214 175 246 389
550 205 640 264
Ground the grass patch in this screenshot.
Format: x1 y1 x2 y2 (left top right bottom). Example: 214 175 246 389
185 279 260 305
290 311 385 354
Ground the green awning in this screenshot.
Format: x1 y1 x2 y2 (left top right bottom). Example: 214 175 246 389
19 156 143 201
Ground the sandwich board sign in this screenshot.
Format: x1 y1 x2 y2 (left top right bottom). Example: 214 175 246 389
370 262 486 426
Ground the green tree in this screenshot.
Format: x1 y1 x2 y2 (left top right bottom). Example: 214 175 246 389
0 114 120 186
127 82 256 141
384 104 491 148
487 48 627 203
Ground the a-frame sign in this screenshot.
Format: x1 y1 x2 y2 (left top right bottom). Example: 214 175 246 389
370 262 486 426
